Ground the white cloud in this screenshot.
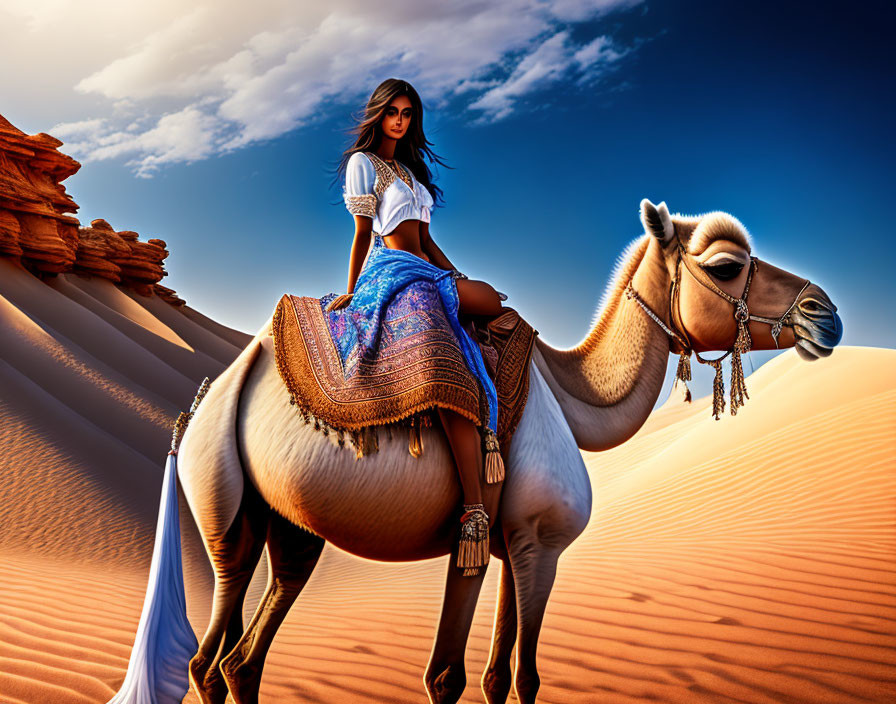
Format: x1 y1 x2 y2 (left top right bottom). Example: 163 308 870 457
469 31 629 120
48 117 107 138
20 0 643 175
548 0 643 21
574 36 627 71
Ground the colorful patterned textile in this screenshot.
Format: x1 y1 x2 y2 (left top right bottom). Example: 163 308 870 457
326 235 498 432
271 238 538 453
482 309 538 452
273 288 483 432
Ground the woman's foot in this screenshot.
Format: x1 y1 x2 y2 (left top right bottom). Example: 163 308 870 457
457 503 489 576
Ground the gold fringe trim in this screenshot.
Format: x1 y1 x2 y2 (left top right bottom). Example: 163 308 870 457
273 295 537 462
273 295 483 432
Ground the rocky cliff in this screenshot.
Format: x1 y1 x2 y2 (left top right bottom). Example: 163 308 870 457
0 114 183 304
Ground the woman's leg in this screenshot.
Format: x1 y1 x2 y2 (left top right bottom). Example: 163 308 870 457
440 406 491 576
439 280 506 575
454 279 504 318
438 408 484 507
444 277 505 511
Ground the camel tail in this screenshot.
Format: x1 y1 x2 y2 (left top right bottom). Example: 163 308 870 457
106 385 211 704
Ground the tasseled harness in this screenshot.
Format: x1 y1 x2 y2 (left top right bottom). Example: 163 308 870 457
625 240 809 420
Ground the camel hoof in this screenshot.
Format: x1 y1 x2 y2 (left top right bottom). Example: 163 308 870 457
482 664 513 704
425 663 466 704
220 651 262 704
189 652 229 704
514 671 541 704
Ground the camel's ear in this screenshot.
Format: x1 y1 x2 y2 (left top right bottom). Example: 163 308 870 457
640 198 675 245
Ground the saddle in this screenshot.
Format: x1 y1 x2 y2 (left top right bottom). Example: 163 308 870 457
271 291 537 458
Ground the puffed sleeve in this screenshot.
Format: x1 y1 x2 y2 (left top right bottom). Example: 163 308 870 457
343 152 377 219
418 183 434 223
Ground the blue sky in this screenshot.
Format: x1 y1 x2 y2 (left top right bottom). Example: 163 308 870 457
3 0 893 400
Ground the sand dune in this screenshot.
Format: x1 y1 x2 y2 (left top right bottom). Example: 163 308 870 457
1 255 893 703
216 346 895 704
0 261 248 703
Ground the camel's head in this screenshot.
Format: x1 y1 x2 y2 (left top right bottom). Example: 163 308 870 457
639 198 842 361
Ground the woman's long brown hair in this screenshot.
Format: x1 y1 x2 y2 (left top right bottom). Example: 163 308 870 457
337 78 446 206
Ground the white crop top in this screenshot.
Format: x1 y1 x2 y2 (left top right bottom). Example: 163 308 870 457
343 151 434 236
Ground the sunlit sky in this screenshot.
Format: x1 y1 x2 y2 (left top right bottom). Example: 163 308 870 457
2 0 893 401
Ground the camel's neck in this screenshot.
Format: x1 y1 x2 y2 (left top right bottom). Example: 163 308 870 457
534 236 673 451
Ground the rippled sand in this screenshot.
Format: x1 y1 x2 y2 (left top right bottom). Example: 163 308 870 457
1 259 893 703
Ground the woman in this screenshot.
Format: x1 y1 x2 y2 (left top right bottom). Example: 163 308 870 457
329 78 505 574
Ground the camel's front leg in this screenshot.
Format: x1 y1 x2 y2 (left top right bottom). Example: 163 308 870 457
424 543 489 704
507 532 561 704
481 556 516 704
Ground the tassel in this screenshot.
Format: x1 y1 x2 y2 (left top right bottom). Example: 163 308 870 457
169 377 210 452
486 451 504 484
730 349 747 415
729 323 751 416
351 428 379 459
709 359 725 420
351 430 364 459
482 429 505 484
408 416 424 458
676 350 692 383
675 350 693 404
457 504 489 575
364 427 379 455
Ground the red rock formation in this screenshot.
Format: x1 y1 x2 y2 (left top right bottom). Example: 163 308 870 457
110 228 170 295
153 283 185 306
0 209 22 257
0 113 185 304
0 116 80 272
75 220 128 282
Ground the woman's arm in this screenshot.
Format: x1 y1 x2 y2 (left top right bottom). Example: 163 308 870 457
326 215 372 310
420 221 456 271
346 216 373 292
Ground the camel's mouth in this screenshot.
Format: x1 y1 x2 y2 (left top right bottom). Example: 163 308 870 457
790 285 843 361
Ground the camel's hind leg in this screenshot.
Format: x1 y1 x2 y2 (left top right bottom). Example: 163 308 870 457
189 485 269 704
220 509 325 704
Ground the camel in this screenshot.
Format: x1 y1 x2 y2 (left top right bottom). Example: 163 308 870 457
107 199 842 704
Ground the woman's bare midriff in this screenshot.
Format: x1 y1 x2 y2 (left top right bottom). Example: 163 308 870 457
381 219 429 262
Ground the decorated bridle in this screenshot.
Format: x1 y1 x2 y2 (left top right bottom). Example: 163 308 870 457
625 233 810 420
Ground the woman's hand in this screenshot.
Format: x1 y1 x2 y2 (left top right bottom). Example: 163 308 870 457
326 293 354 312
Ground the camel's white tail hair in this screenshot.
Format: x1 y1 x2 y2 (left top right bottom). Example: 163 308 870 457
106 450 198 704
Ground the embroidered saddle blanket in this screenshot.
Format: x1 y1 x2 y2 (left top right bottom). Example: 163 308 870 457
271 286 536 455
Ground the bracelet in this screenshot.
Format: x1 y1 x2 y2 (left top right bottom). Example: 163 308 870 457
450 269 468 280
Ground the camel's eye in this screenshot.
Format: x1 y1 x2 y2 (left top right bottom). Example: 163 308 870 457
701 257 745 281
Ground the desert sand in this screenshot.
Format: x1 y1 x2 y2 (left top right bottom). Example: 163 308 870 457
1 251 894 703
